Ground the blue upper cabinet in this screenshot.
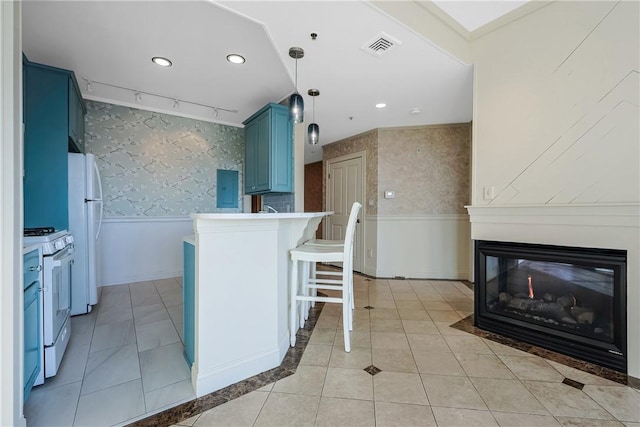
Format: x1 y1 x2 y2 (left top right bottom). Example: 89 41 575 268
243 103 293 195
23 57 85 230
68 77 86 153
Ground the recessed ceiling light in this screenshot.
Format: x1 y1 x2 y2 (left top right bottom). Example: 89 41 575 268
151 56 172 67
375 103 387 109
226 54 246 64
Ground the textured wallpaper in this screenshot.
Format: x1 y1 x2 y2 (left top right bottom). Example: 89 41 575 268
323 124 470 216
84 101 244 216
378 124 471 215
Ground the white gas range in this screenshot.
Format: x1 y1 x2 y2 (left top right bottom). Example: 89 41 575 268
24 228 74 385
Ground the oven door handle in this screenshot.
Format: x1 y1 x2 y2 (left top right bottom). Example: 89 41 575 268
51 248 74 267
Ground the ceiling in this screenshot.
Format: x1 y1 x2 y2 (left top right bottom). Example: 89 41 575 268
21 1 525 163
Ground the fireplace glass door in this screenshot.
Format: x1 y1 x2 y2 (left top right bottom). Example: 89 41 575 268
475 241 627 372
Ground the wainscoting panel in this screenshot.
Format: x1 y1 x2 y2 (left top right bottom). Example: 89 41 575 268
375 214 471 280
98 216 193 286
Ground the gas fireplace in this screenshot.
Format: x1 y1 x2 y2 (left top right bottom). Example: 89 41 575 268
474 240 627 373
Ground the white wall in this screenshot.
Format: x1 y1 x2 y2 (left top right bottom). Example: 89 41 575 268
0 2 26 425
375 214 470 279
363 215 377 277
469 1 640 377
471 1 639 206
98 216 193 286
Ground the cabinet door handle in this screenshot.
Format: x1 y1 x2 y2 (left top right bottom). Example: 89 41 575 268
29 265 42 272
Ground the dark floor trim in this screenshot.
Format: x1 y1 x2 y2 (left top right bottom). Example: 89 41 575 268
451 315 640 390
127 302 326 427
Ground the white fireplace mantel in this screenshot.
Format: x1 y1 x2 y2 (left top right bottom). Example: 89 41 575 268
466 203 640 378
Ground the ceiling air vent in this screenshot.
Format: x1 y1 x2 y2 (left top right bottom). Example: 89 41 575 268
361 32 401 57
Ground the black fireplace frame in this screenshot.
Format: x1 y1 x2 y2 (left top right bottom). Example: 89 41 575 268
474 240 627 373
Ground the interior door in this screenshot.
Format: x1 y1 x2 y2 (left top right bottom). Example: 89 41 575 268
326 154 364 272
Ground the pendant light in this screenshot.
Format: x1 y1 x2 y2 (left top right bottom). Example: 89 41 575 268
288 47 305 123
307 89 320 145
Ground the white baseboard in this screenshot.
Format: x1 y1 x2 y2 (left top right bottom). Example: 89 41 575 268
100 270 182 287
374 269 470 280
194 349 281 398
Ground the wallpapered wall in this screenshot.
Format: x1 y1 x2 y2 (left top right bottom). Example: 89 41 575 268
84 101 244 216
322 124 470 215
378 124 471 215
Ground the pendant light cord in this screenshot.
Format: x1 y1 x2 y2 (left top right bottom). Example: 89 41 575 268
294 58 299 94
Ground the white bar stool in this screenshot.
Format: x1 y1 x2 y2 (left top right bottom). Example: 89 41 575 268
302 208 360 315
289 202 362 352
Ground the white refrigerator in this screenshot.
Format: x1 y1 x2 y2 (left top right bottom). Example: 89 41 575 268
68 153 103 315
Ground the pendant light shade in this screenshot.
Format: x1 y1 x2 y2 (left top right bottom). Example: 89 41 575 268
307 89 320 145
307 123 319 145
288 47 305 123
289 93 304 124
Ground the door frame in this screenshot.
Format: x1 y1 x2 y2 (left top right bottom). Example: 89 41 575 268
325 150 366 272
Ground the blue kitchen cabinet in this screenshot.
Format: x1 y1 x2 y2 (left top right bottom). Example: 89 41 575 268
23 56 85 231
23 248 42 402
68 77 86 153
183 240 195 367
243 103 293 195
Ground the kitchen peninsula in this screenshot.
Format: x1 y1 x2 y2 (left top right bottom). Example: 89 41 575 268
183 212 330 397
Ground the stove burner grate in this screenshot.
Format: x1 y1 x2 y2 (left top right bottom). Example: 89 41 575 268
24 227 56 237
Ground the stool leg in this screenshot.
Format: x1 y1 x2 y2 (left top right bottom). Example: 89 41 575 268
349 248 355 310
301 261 309 324
342 296 351 353
290 259 298 347
310 262 317 308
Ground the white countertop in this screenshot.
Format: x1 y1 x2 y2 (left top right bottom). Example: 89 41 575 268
191 211 331 220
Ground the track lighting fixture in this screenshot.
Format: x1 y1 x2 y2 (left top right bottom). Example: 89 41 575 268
81 78 239 117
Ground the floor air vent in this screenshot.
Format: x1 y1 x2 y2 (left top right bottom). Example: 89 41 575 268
362 32 401 57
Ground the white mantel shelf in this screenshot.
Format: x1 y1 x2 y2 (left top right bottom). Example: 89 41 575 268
188 211 331 397
466 203 640 228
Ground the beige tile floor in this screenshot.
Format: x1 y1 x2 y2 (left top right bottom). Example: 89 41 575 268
24 277 194 427
24 273 640 426
171 274 640 427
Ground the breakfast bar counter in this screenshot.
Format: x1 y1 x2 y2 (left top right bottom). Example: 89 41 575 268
184 212 330 397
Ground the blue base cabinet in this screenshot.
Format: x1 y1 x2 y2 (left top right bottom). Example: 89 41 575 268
243 103 293 195
183 240 195 367
23 248 42 402
23 56 85 231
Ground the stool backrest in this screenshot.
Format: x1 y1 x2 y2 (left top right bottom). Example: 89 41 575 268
342 202 362 264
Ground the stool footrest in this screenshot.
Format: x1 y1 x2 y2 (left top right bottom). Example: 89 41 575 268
309 279 343 285
316 271 342 276
308 284 343 291
297 296 343 303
